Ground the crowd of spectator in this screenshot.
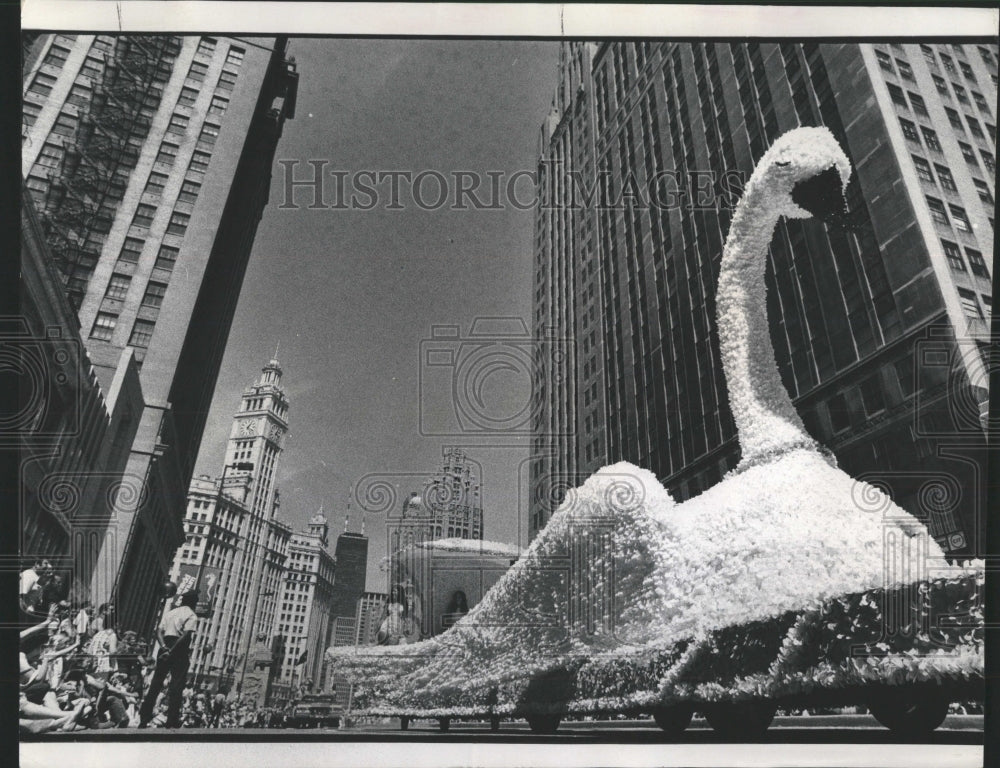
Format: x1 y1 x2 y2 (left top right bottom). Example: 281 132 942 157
18 560 291 735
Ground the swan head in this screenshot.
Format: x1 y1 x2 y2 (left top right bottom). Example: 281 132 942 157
757 126 852 225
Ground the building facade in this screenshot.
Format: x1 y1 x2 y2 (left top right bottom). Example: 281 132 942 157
169 355 293 693
274 513 338 697
353 590 389 646
530 42 995 557
22 33 299 634
19 186 143 606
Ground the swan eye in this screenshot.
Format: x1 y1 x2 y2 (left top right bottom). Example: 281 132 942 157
775 161 791 167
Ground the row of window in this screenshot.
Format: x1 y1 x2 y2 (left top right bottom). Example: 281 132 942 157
941 238 990 278
910 153 995 206
925 195 974 233
899 117 996 174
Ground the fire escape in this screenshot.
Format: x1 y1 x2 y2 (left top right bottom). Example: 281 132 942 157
37 36 182 310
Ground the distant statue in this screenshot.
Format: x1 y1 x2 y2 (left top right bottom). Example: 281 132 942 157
376 583 421 645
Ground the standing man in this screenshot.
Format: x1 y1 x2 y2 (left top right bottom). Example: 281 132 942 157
138 590 199 728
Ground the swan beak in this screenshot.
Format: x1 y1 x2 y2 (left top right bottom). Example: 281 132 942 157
791 166 851 228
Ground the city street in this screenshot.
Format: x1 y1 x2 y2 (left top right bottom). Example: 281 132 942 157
26 715 984 742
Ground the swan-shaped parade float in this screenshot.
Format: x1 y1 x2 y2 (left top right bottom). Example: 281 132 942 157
328 127 984 736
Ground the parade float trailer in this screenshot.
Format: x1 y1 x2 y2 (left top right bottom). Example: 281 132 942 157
327 128 985 737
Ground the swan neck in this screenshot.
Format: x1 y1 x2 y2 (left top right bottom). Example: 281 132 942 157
718 182 816 465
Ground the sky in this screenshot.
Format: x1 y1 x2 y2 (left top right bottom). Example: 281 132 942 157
193 39 561 590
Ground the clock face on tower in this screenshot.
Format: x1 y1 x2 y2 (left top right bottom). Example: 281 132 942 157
240 419 258 437
269 424 283 443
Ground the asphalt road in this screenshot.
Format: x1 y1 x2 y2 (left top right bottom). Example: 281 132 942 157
26 714 984 743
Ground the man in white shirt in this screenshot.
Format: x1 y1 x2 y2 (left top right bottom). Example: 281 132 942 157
137 590 199 728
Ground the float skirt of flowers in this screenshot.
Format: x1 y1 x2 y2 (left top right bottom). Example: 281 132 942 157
333 572 982 718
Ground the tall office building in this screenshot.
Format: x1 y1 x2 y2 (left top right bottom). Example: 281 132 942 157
169 355 293 692
19 187 144 603
399 448 484 541
22 34 299 633
354 590 388 646
328 524 369 626
274 512 338 696
531 42 996 556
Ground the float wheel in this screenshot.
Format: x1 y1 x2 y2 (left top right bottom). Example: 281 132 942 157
399 716 409 731
651 704 694 736
438 717 451 732
525 713 561 734
490 715 500 731
867 689 949 735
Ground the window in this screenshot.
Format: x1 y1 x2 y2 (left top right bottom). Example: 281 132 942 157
198 122 220 145
217 69 238 90
66 83 91 106
982 151 996 174
27 71 56 97
942 239 966 271
128 319 156 348
167 113 189 134
25 175 49 202
887 83 907 107
35 141 64 169
141 282 168 308
958 288 983 319
104 274 131 300
166 211 190 235
972 91 991 114
899 117 919 142
43 44 70 68
958 141 978 166
973 178 994 206
934 164 957 191
208 94 229 115
912 154 934 182
978 46 996 67
225 46 245 68
828 393 851 433
178 179 201 204
896 59 914 80
90 312 118 341
119 236 144 262
145 171 168 195
926 196 949 225
966 248 989 278
953 82 969 103
156 141 179 166
876 50 894 72
921 44 937 66
921 126 941 151
908 92 928 115
80 56 102 80
91 36 114 54
941 53 956 73
196 37 216 56
894 358 916 398
23 101 41 127
189 150 211 174
860 376 886 416
932 73 948 94
132 203 156 228
178 86 199 107
187 61 208 82
154 244 178 271
967 115 985 138
960 60 976 81
945 106 964 131
50 111 78 136
949 204 972 233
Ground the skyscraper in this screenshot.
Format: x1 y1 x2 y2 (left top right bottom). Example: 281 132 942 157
531 42 995 556
169 354 293 693
274 512 338 697
22 34 299 633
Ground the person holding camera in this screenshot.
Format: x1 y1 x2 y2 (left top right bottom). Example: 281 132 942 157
138 590 199 729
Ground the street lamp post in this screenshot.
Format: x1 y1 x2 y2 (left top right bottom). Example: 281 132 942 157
237 587 275 694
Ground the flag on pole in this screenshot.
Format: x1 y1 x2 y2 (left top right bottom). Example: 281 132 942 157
296 649 308 666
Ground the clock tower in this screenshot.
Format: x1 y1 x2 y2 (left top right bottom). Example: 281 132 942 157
226 353 289 518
